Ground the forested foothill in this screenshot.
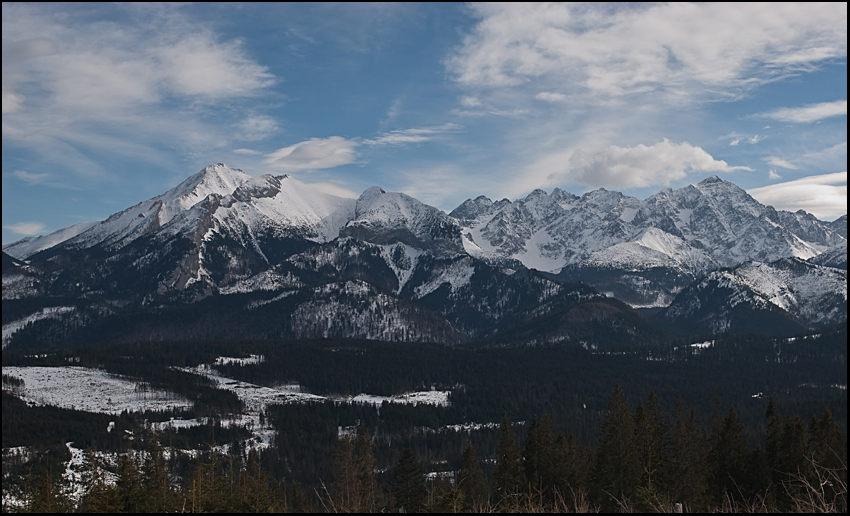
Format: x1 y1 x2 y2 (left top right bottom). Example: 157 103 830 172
2 323 846 512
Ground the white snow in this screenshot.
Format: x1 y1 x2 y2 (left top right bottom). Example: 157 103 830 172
379 243 424 293
2 221 100 260
214 355 265 366
2 366 193 414
413 259 475 298
179 363 451 412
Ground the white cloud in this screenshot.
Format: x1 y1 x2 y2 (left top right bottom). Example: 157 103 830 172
263 137 359 172
748 172 847 219
765 156 799 170
235 116 279 141
159 34 275 99
1 4 276 177
448 3 847 101
553 139 752 189
535 92 567 103
10 170 81 190
459 96 482 107
363 123 462 146
11 170 50 184
757 100 847 123
232 148 263 156
769 169 782 180
723 133 765 146
4 222 46 236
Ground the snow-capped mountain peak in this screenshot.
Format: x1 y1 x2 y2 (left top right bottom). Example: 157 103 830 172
343 187 463 252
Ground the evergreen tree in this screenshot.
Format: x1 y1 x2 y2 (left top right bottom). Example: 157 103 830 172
187 451 230 513
810 408 847 471
235 449 277 512
709 408 749 503
391 448 427 513
79 447 122 513
668 398 711 512
632 392 671 511
115 452 146 512
494 415 525 502
593 385 640 509
523 414 556 498
457 442 488 510
24 464 70 513
353 424 378 512
331 433 359 512
141 436 180 512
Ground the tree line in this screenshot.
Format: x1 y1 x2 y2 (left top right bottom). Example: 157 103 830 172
4 386 846 513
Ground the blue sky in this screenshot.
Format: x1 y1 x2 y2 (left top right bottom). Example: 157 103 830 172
2 3 847 244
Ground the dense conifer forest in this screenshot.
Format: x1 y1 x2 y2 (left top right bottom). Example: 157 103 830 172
2 326 846 512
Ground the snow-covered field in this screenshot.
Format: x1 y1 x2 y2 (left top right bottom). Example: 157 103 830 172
2 366 193 414
180 362 451 413
4 361 450 430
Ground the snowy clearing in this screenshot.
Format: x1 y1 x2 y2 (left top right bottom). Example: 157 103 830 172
2 366 193 415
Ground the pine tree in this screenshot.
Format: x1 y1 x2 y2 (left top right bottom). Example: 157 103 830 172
523 414 556 498
235 449 277 512
457 443 488 510
331 433 359 512
593 385 640 510
391 448 427 513
709 407 749 503
668 398 711 512
354 424 378 512
141 436 179 512
494 415 525 502
115 452 146 512
765 398 785 486
25 464 70 513
632 392 671 511
79 447 118 513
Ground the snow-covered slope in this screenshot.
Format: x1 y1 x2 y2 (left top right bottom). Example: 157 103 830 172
455 176 846 307
809 241 847 270
662 257 846 333
2 221 99 260
341 186 463 254
456 176 844 274
61 164 251 252
733 258 847 327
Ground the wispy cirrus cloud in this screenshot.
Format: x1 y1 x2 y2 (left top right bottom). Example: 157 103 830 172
722 133 765 146
10 170 81 190
765 156 799 170
748 172 847 219
757 100 847 123
363 123 462 146
235 116 279 141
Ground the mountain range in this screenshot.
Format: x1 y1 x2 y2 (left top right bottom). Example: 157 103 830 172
3 164 846 349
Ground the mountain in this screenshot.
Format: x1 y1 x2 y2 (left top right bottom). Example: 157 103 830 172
2 165 846 349
659 257 847 334
456 176 845 307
